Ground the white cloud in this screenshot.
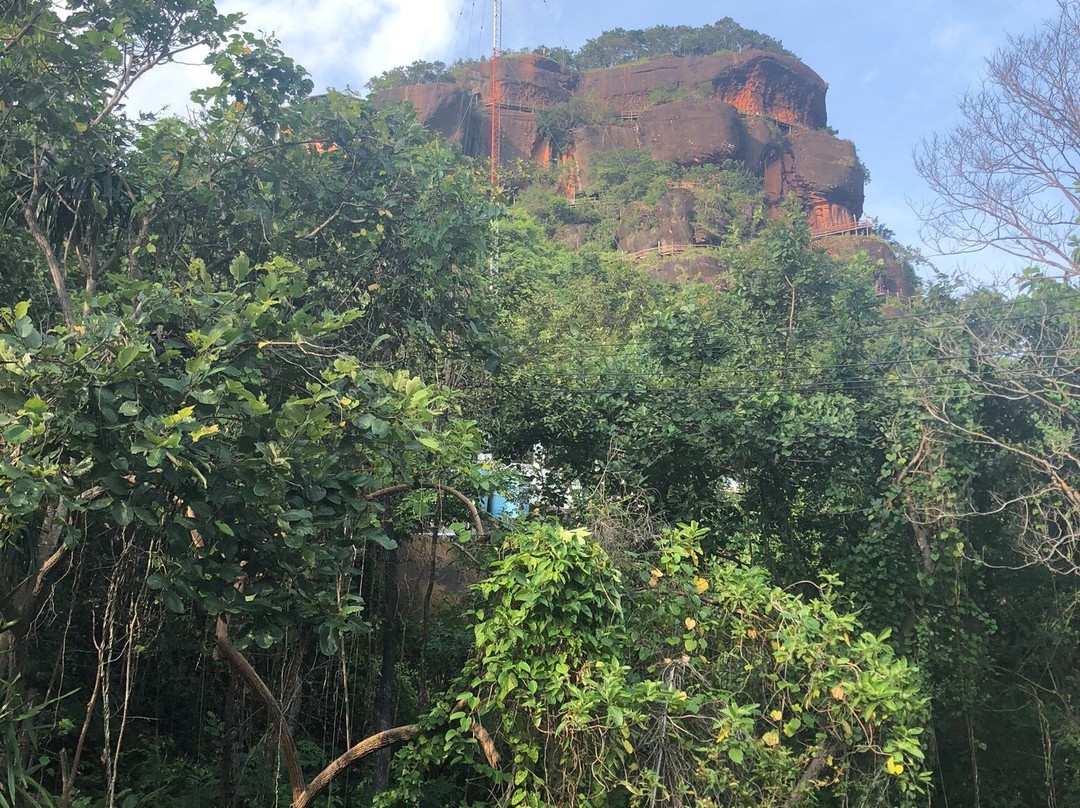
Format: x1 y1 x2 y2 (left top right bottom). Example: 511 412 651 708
223 0 459 89
121 50 215 118
122 0 461 116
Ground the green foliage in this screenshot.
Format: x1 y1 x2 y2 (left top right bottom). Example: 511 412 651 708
0 259 480 650
588 149 680 207
2 4 1078 808
365 60 454 92
647 83 699 106
534 99 613 154
0 678 58 808
575 18 796 70
529 46 578 70
380 522 929 807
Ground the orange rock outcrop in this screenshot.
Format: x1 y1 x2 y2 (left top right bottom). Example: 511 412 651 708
372 49 911 292
373 49 862 227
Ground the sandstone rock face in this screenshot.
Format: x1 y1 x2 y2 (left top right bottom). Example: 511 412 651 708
637 98 742 166
819 234 916 300
577 51 826 128
712 52 827 128
377 48 873 250
478 56 577 165
482 53 576 108
375 82 478 150
572 124 640 186
617 188 697 253
785 129 864 214
740 116 780 174
488 109 547 164
647 254 728 285
763 129 864 227
555 224 589 251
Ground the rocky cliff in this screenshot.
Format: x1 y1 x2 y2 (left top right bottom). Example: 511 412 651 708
374 50 912 297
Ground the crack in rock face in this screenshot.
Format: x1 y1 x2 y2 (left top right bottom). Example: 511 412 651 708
373 48 889 280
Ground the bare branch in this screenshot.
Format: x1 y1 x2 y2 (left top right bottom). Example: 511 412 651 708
295 725 421 808
214 617 308 804
18 181 76 328
914 1 1080 276
367 481 487 539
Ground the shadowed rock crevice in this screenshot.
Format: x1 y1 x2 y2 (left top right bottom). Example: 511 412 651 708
373 50 862 228
371 47 905 295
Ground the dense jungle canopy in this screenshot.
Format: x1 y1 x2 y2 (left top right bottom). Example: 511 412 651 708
1 3 1079 808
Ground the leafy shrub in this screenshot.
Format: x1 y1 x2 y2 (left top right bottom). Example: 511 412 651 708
379 522 930 807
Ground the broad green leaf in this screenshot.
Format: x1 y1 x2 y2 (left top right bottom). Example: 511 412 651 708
3 424 31 444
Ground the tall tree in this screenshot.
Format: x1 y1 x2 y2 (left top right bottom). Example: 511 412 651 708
914 0 1080 277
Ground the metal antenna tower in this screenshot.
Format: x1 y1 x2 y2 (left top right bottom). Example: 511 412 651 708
489 0 502 186
488 0 503 279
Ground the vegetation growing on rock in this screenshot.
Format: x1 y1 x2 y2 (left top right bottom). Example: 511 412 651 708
1 5 1079 808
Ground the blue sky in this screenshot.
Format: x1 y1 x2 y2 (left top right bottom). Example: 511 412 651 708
129 0 1065 278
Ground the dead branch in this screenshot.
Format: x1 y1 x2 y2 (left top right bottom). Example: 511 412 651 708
295 724 421 808
19 183 76 329
367 481 486 539
914 2 1080 275
1 7 44 54
59 660 102 808
213 617 307 804
782 742 839 808
217 619 487 808
470 717 501 769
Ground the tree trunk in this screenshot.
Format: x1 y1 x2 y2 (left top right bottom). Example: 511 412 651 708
219 666 239 808
370 524 400 796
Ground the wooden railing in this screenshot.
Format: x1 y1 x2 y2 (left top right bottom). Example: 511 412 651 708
480 99 536 113
810 218 877 239
626 243 707 259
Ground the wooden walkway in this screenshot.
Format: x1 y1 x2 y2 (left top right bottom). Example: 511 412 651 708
480 99 536 114
810 218 877 239
626 243 703 259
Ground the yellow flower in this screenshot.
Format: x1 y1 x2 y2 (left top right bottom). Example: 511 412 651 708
693 576 709 594
684 617 697 630
746 629 758 639
769 709 783 721
886 756 904 776
830 685 845 701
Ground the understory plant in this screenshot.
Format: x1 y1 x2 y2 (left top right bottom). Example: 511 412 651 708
379 522 930 807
